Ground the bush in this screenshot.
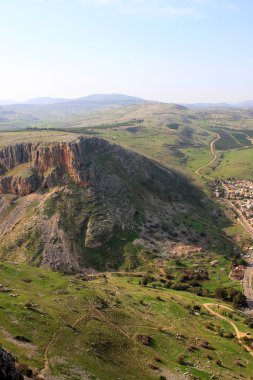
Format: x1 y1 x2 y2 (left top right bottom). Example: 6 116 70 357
177 353 186 365
141 274 153 286
199 340 214 350
224 331 234 339
164 281 172 288
233 293 247 309
135 333 152 346
227 288 240 301
244 317 253 328
215 287 228 300
171 283 189 291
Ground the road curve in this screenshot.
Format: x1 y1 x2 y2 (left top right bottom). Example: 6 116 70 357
203 303 253 357
194 133 220 177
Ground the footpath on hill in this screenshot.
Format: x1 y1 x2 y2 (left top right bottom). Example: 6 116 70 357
203 303 253 358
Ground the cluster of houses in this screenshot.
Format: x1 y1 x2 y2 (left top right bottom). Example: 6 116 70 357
214 180 253 224
223 180 253 200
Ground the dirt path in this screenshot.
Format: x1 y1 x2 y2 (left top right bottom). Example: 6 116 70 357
195 133 220 177
203 303 253 357
38 310 90 378
39 328 64 377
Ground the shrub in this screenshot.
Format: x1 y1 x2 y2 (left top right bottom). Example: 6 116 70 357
135 333 152 346
142 274 153 286
244 317 253 328
193 304 201 312
227 288 240 301
199 340 214 350
233 293 247 309
164 281 172 288
177 353 186 365
171 283 189 291
215 287 228 300
224 331 234 339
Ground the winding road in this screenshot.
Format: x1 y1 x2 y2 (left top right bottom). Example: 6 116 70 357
194 133 220 177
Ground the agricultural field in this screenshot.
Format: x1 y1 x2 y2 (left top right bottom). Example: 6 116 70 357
207 148 253 180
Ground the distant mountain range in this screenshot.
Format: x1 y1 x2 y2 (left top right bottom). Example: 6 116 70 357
182 100 253 109
0 94 252 109
0 94 146 106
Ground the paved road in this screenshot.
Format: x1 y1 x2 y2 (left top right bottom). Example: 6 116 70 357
195 133 220 177
242 252 253 313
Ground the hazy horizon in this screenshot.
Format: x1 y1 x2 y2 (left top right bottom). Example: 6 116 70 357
0 0 252 103
0 93 253 105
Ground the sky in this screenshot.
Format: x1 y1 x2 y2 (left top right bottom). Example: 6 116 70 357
0 0 252 103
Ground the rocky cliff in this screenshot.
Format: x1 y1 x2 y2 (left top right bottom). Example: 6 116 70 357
0 136 220 272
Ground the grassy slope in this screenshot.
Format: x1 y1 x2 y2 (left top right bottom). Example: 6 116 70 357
0 263 252 380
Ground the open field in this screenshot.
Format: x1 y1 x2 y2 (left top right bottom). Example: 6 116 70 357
208 148 253 179
0 130 78 146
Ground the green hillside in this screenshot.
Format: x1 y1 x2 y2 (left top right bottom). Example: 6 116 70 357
0 263 252 380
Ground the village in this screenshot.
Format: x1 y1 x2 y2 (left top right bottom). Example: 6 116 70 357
215 179 253 227
214 179 253 284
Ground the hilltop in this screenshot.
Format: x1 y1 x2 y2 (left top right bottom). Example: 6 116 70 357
0 134 232 272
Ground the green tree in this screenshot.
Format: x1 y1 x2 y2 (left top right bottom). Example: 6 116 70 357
215 287 228 300
232 293 247 309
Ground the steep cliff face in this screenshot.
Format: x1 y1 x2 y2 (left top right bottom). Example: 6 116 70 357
0 141 85 192
0 173 38 195
0 136 215 272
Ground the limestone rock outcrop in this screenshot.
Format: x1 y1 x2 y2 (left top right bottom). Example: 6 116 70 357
0 136 208 272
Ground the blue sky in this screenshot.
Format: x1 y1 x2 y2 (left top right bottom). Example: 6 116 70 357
0 0 252 102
